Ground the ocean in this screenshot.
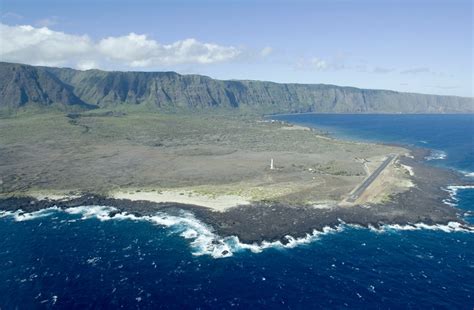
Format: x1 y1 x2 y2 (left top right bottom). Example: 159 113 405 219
1 114 473 309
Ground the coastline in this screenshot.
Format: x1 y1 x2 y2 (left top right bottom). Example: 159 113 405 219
110 190 250 212
1 113 473 250
1 147 472 246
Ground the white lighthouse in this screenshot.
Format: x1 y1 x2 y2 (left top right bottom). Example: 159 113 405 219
270 158 274 170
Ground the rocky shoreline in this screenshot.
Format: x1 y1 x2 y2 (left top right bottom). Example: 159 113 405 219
0 148 472 245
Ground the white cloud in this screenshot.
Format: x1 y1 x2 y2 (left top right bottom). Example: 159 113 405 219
97 33 161 67
260 46 273 57
0 24 93 67
0 23 243 69
76 60 98 70
97 34 241 67
297 56 411 75
308 57 328 70
296 57 330 71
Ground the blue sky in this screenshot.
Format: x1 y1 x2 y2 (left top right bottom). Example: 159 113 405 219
0 0 472 96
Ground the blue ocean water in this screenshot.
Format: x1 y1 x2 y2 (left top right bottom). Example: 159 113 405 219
272 114 474 174
1 114 473 309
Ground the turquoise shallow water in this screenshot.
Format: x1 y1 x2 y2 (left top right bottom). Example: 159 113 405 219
1 114 473 309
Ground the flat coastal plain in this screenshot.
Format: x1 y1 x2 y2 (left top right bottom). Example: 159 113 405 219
0 110 468 243
0 111 408 204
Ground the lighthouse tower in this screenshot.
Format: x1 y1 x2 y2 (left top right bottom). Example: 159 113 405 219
270 158 274 170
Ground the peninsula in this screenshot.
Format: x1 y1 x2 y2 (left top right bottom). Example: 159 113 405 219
0 63 472 246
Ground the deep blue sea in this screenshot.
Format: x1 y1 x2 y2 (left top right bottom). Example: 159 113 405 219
1 114 473 309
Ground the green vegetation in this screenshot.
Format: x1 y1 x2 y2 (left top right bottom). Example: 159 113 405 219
1 62 472 114
0 109 405 204
0 61 425 205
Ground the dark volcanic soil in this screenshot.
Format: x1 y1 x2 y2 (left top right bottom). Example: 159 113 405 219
0 149 472 244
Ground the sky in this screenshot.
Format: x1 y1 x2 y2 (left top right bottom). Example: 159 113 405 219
0 0 472 97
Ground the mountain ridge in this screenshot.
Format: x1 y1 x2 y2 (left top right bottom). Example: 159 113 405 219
1 62 472 113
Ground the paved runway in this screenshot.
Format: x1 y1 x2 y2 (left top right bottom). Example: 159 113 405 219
346 154 397 203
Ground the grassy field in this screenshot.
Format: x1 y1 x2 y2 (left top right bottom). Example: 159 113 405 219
0 109 409 205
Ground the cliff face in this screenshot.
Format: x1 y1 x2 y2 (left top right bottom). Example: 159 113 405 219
1 62 472 113
0 63 93 109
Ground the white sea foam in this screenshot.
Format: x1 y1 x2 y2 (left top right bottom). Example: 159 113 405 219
62 206 235 258
65 203 472 256
0 210 14 218
374 222 474 233
53 205 347 258
64 206 117 221
63 206 231 256
425 150 447 161
447 185 474 191
0 207 60 221
2 203 473 259
146 212 234 258
442 185 474 207
457 170 474 178
230 225 346 254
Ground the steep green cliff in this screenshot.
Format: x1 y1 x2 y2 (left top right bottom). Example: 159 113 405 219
1 62 472 113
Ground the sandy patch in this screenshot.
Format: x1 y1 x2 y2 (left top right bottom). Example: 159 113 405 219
280 125 311 131
110 190 251 212
311 203 334 210
30 192 81 201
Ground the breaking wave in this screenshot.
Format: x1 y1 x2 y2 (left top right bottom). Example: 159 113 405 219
369 222 474 233
64 205 116 220
1 205 473 258
0 207 60 221
63 206 346 258
462 171 474 178
442 185 474 207
425 150 447 161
